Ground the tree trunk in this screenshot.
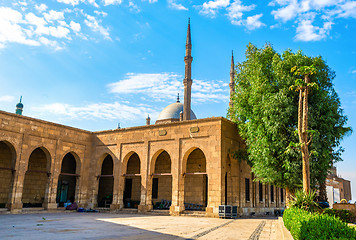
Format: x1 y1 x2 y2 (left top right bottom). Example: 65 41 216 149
302 75 310 193
285 187 294 208
318 181 328 202
298 75 311 194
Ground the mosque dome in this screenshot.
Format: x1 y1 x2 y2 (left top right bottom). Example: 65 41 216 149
156 101 196 123
16 102 23 108
16 96 23 109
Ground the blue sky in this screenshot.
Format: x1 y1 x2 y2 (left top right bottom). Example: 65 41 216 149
0 0 355 200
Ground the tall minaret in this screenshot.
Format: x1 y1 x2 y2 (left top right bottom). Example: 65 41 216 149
229 51 235 108
15 96 24 115
183 18 193 121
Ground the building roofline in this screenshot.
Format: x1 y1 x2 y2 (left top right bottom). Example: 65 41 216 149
94 116 237 135
0 110 92 134
0 109 237 135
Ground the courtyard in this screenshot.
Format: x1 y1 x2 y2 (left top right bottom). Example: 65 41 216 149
0 212 282 240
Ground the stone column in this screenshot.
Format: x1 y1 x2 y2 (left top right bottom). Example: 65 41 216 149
110 155 122 210
7 170 25 213
170 147 185 215
43 173 58 210
138 143 152 213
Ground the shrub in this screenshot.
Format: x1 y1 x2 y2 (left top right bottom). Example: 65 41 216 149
283 207 356 240
289 189 320 212
323 208 356 223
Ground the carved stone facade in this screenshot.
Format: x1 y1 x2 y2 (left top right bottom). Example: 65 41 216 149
0 110 285 217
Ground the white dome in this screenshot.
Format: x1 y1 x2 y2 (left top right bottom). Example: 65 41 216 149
156 102 197 121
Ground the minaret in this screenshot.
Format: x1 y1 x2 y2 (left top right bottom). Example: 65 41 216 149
229 51 235 108
183 18 193 121
146 115 151 125
15 96 24 115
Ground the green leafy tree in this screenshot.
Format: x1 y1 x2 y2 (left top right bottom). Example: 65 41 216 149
228 43 351 200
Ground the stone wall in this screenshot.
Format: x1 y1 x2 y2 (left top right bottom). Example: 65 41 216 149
0 142 12 206
0 110 92 212
153 151 172 203
97 155 114 207
184 148 207 206
0 110 285 216
22 148 48 205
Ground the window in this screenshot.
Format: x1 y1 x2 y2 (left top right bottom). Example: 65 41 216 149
245 178 250 202
281 188 284 203
270 185 274 202
259 182 263 202
152 178 158 199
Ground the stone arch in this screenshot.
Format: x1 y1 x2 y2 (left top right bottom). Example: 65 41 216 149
181 146 208 174
97 154 114 208
183 147 208 210
0 140 16 208
97 152 115 173
58 151 81 175
22 147 51 208
122 151 141 208
150 149 172 209
56 152 80 207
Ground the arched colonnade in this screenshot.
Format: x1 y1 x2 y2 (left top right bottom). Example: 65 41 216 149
0 139 210 213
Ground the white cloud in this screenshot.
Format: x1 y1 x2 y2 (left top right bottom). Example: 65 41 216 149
56 0 99 7
103 0 123 5
33 102 158 121
200 0 230 17
312 0 337 8
88 0 99 7
352 70 356 74
335 1 356 18
25 12 46 27
128 1 141 12
94 10 108 17
0 7 40 47
49 26 71 38
227 0 256 24
84 14 111 40
295 17 333 41
18 1 27 6
108 72 228 103
270 0 355 41
168 0 188 11
57 0 81 6
245 14 266 30
39 37 63 51
70 21 81 32
44 10 65 22
35 4 48 12
271 1 299 22
0 96 15 102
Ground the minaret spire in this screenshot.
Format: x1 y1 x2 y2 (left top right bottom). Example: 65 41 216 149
229 51 235 109
183 18 193 120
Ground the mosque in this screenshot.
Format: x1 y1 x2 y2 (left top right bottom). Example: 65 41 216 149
0 20 285 217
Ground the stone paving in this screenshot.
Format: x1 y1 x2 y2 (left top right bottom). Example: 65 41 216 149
0 212 283 240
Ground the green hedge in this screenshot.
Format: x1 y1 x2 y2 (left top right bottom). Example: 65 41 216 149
323 208 356 223
283 207 356 240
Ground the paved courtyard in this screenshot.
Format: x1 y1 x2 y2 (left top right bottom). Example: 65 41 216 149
0 212 282 240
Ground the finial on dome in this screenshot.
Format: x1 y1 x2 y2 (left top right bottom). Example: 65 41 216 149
177 93 180 102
